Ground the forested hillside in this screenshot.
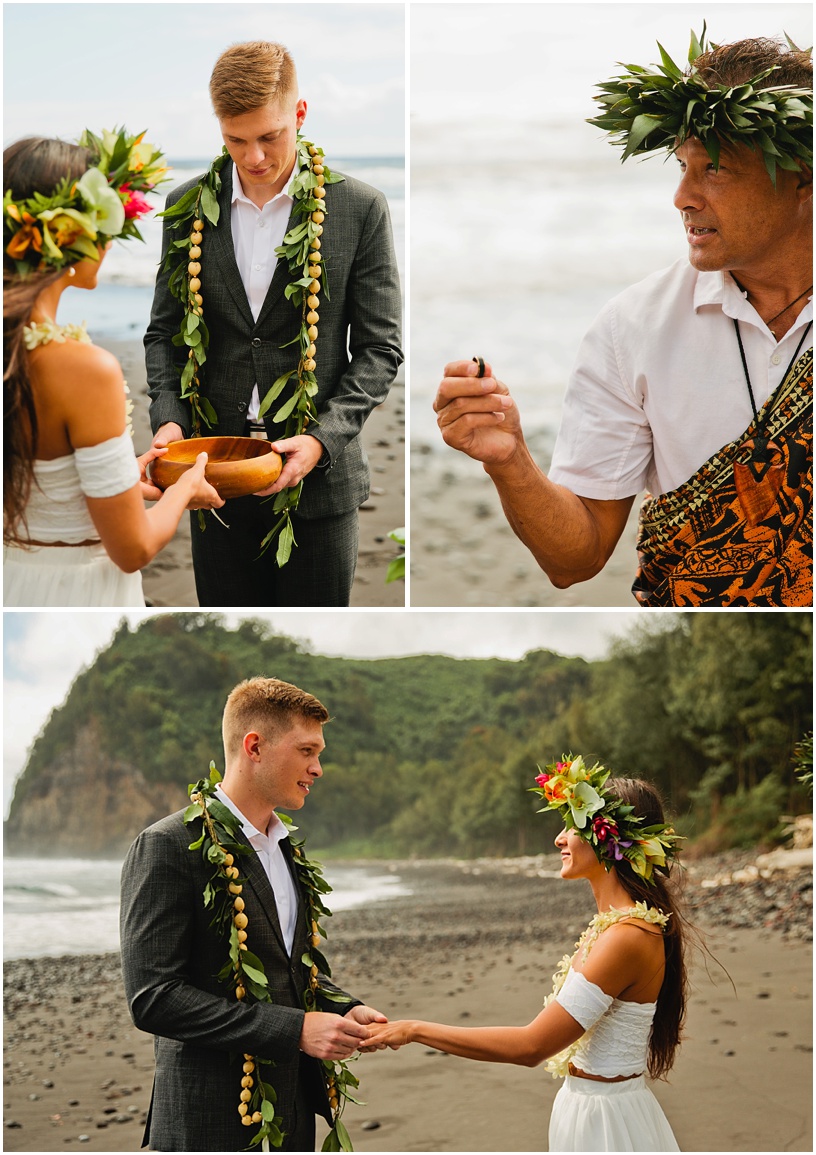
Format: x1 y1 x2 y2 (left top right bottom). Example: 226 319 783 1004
6 613 812 857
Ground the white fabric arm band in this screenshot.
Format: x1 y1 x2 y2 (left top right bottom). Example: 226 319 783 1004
75 430 140 498
555 968 614 1030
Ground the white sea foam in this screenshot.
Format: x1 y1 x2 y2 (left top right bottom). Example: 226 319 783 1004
2 855 411 960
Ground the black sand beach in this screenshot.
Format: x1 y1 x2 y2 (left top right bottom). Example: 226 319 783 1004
4 854 811 1152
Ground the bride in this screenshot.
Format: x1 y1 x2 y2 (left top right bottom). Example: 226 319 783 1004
3 131 223 606
366 758 686 1152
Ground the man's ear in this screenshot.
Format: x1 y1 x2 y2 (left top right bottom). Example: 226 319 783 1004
243 731 263 760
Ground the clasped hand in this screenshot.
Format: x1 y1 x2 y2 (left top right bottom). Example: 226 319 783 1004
299 1005 389 1062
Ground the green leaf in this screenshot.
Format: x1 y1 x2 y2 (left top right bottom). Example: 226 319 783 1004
386 555 405 584
258 370 295 419
241 961 269 986
187 831 205 851
159 186 200 219
205 797 240 829
322 1128 342 1152
273 392 299 423
183 803 201 823
200 184 220 225
261 1098 276 1122
622 113 662 159
199 396 219 427
335 1118 353 1152
276 518 295 567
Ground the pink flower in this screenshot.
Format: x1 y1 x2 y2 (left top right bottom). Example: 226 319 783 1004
535 772 552 788
119 184 152 220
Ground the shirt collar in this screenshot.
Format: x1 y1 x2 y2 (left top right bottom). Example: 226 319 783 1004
693 268 815 332
231 156 299 209
214 784 290 846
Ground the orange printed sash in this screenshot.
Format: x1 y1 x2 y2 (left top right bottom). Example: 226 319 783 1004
632 346 812 607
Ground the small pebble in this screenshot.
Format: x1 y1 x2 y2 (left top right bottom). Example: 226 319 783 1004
361 1120 381 1131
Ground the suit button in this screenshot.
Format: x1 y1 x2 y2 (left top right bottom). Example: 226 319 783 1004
237 401 247 413
251 337 262 348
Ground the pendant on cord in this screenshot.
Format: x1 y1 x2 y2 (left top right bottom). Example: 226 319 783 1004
733 436 785 525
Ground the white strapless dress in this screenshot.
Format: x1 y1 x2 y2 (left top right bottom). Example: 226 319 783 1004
549 968 680 1151
4 430 145 607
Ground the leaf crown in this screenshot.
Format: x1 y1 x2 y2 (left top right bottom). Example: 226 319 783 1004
588 24 813 185
3 127 168 274
531 755 682 883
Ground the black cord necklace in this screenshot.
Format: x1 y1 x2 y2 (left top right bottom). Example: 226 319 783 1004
732 276 813 337
732 319 812 524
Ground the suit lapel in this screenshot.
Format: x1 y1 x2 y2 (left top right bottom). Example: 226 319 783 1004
255 198 300 329
211 162 255 329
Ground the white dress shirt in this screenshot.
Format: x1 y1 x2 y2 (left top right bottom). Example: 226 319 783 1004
215 785 299 956
548 259 813 498
230 161 298 421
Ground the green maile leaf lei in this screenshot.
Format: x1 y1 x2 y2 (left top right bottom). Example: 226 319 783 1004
588 23 813 187
185 763 360 1152
158 137 344 565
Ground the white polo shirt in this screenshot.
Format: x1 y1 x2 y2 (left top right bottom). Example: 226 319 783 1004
215 785 299 956
230 161 298 421
547 259 813 498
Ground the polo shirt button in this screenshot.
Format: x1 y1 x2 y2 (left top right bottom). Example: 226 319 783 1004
237 401 247 413
252 338 262 348
254 264 262 271
771 353 781 365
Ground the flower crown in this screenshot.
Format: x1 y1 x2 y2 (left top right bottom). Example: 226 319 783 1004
588 24 813 186
531 755 682 883
4 127 168 274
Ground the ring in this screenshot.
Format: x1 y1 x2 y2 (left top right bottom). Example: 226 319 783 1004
472 356 485 378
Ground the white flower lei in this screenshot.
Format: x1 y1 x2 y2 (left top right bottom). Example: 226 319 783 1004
23 319 135 439
543 902 670 1078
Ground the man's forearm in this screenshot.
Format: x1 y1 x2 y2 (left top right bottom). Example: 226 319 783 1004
485 443 627 588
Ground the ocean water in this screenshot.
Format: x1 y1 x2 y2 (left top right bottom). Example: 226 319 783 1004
57 156 404 341
3 855 412 961
410 117 684 454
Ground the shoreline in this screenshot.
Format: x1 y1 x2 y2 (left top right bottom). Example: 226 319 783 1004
4 857 811 1152
102 338 405 608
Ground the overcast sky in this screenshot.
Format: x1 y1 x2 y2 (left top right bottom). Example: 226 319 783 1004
3 3 404 159
411 2 811 124
3 609 656 816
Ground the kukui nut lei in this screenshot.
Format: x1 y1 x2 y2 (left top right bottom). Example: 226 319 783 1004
185 765 360 1152
159 138 344 565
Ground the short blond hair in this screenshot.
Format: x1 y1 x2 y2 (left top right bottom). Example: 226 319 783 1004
209 41 298 119
222 676 328 759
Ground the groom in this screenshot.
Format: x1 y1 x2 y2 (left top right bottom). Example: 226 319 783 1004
146 40 403 607
120 675 387 1151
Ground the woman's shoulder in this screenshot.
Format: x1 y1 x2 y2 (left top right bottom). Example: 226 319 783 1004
31 334 124 393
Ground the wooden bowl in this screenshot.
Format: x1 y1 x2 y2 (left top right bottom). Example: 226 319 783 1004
148 437 283 500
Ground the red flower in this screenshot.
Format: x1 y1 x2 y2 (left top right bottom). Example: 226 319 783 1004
535 772 552 788
592 815 619 842
119 183 152 220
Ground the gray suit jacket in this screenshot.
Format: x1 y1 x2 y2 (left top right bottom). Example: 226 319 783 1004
120 809 360 1151
145 160 403 519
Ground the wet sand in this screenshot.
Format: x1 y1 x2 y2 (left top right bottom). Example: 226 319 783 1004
4 856 811 1152
410 437 640 608
103 338 406 608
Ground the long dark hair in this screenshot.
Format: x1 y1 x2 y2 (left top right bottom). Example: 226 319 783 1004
3 137 91 544
605 777 688 1080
